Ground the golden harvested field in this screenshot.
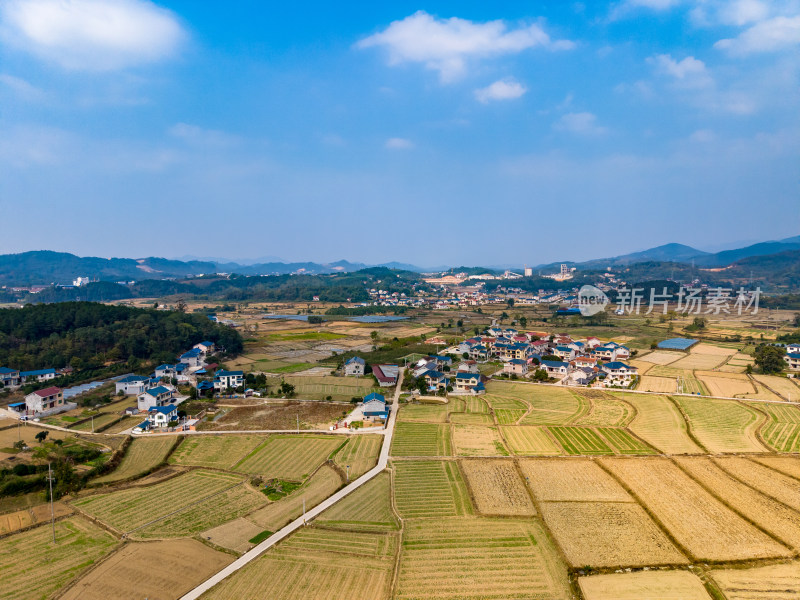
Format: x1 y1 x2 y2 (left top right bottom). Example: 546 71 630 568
638 351 682 365
696 373 755 397
450 412 494 425
540 501 687 568
753 374 800 400
671 353 728 370
0 502 72 535
627 359 654 374
248 464 342 531
95 436 177 483
452 424 507 456
61 538 233 600
579 570 712 600
714 456 800 512
676 456 800 549
0 517 117 600
638 375 677 393
333 434 382 478
318 471 398 532
485 382 587 425
709 561 800 600
521 458 631 502
737 383 784 401
395 518 571 600
0 423 68 448
674 396 766 453
501 425 562 455
573 390 634 427
460 459 535 516
170 434 267 469
202 517 266 553
391 422 452 456
202 527 396 600
393 460 472 519
234 434 343 480
621 393 703 454
748 401 800 452
691 343 737 356
751 455 800 479
601 458 791 561
99 416 141 434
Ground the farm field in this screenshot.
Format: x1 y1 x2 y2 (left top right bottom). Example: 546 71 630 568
460 459 535 516
391 422 451 456
69 412 122 432
518 385 588 425
579 570 711 600
597 427 656 454
61 538 233 600
267 375 382 402
463 396 489 413
0 502 73 536
452 424 507 456
676 456 800 549
0 423 68 449
638 375 677 393
671 353 728 370
170 434 266 469
696 372 755 397
395 518 572 600
501 425 563 455
398 401 450 423
521 458 631 502
673 395 767 453
73 470 247 534
95 436 177 483
248 464 342 531
737 382 783 401
234 434 342 480
484 393 528 425
450 412 494 425
754 374 800 400
333 434 382 478
99 416 141 434
709 561 800 600
202 527 396 600
572 390 633 427
547 426 613 455
318 471 398 532
539 501 687 568
393 460 472 518
714 456 800 512
748 401 800 452
638 351 681 365
620 392 704 454
205 401 345 430
0 517 117 600
751 455 800 479
601 458 791 561
202 517 266 553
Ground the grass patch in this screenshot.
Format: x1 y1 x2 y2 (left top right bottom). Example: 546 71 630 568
248 530 274 544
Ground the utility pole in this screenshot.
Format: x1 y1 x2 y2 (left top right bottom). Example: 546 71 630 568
296 413 299 434
47 463 55 543
302 498 306 526
346 465 350 483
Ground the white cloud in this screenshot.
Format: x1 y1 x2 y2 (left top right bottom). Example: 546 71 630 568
474 78 527 103
715 15 800 54
648 54 713 88
0 0 185 71
691 0 771 26
168 123 241 148
385 137 414 149
690 129 716 142
553 112 608 135
0 73 43 99
357 11 573 82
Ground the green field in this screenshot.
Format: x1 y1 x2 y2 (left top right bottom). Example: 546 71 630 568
0 518 117 600
398 401 451 423
69 412 122 432
463 396 489 413
597 427 656 455
391 422 452 456
267 375 382 401
748 401 800 452
393 460 472 518
673 396 767 453
511 385 589 425
485 394 528 425
318 472 398 532
95 436 177 484
74 470 246 534
333 434 382 479
234 435 343 480
170 434 267 470
547 427 614 455
395 518 572 600
501 426 563 455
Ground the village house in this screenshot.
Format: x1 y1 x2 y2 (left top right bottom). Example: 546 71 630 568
20 368 57 383
24 387 65 413
469 344 489 362
457 360 479 373
454 372 483 393
541 360 570 377
193 341 216 355
787 343 800 355
553 346 576 361
214 370 244 390
430 355 453 370
601 362 638 386
344 356 366 377
571 356 598 369
138 385 175 411
422 370 448 391
148 404 178 427
179 348 205 369
565 367 598 386
585 336 604 349
373 364 399 387
116 374 156 396
784 353 800 371
362 392 389 420
503 359 528 376
0 367 20 388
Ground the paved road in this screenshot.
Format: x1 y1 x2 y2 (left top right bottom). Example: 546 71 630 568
178 370 404 600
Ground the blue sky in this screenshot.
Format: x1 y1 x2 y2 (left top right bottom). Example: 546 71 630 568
0 0 798 267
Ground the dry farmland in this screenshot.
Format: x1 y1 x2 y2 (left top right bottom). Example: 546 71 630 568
398 401 451 423
0 502 72 536
547 426 613 455
638 351 682 365
95 436 177 484
318 471 398 532
202 517 266 553
233 434 343 480
714 457 800 512
206 401 346 430
61 538 233 600
671 352 729 370
621 393 704 454
754 374 800 400
395 518 572 600
460 459 535 516
333 434 382 478
393 460 472 519
751 455 800 479
673 395 767 453
638 375 678 393
521 459 631 502
501 425 563 455
709 561 800 599
170 434 266 469
696 372 755 398
539 501 687 568
601 458 791 561
0 517 117 600
749 401 800 452
579 570 712 600
518 385 589 425
573 390 634 427
202 527 396 600
452 424 507 456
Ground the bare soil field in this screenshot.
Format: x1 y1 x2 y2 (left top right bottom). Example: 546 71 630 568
709 561 800 600
601 458 791 562
638 351 682 365
691 343 737 357
203 517 266 553
628 359 654 374
540 501 687 568
460 459 535 516
714 456 800 512
620 392 704 454
204 401 345 430
61 538 233 599
579 570 712 600
520 458 631 502
0 502 73 535
452 424 507 456
501 425 563 455
676 456 800 549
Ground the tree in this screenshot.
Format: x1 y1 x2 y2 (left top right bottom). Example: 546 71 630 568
754 344 786 374
532 368 549 381
176 298 187 313
415 377 427 395
456 319 463 327
35 431 48 443
370 331 379 342
519 316 528 328
278 380 296 397
507 298 515 308
308 315 323 324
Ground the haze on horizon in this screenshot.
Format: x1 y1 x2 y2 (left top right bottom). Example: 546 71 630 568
0 0 798 266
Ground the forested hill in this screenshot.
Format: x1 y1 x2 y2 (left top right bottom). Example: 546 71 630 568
0 302 242 373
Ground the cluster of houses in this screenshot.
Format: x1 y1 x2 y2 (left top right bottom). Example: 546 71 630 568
0 366 65 389
451 328 638 388
343 358 400 387
782 343 800 371
409 355 486 395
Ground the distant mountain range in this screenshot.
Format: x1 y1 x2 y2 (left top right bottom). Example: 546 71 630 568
0 234 797 287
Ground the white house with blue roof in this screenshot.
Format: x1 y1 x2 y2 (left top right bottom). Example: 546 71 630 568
148 404 178 427
0 367 20 388
362 392 388 420
179 347 205 368
137 385 175 411
454 372 483 393
115 374 156 396
344 356 366 377
19 368 56 383
193 341 216 355
214 370 244 391
784 353 800 371
541 360 570 377
601 362 638 386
